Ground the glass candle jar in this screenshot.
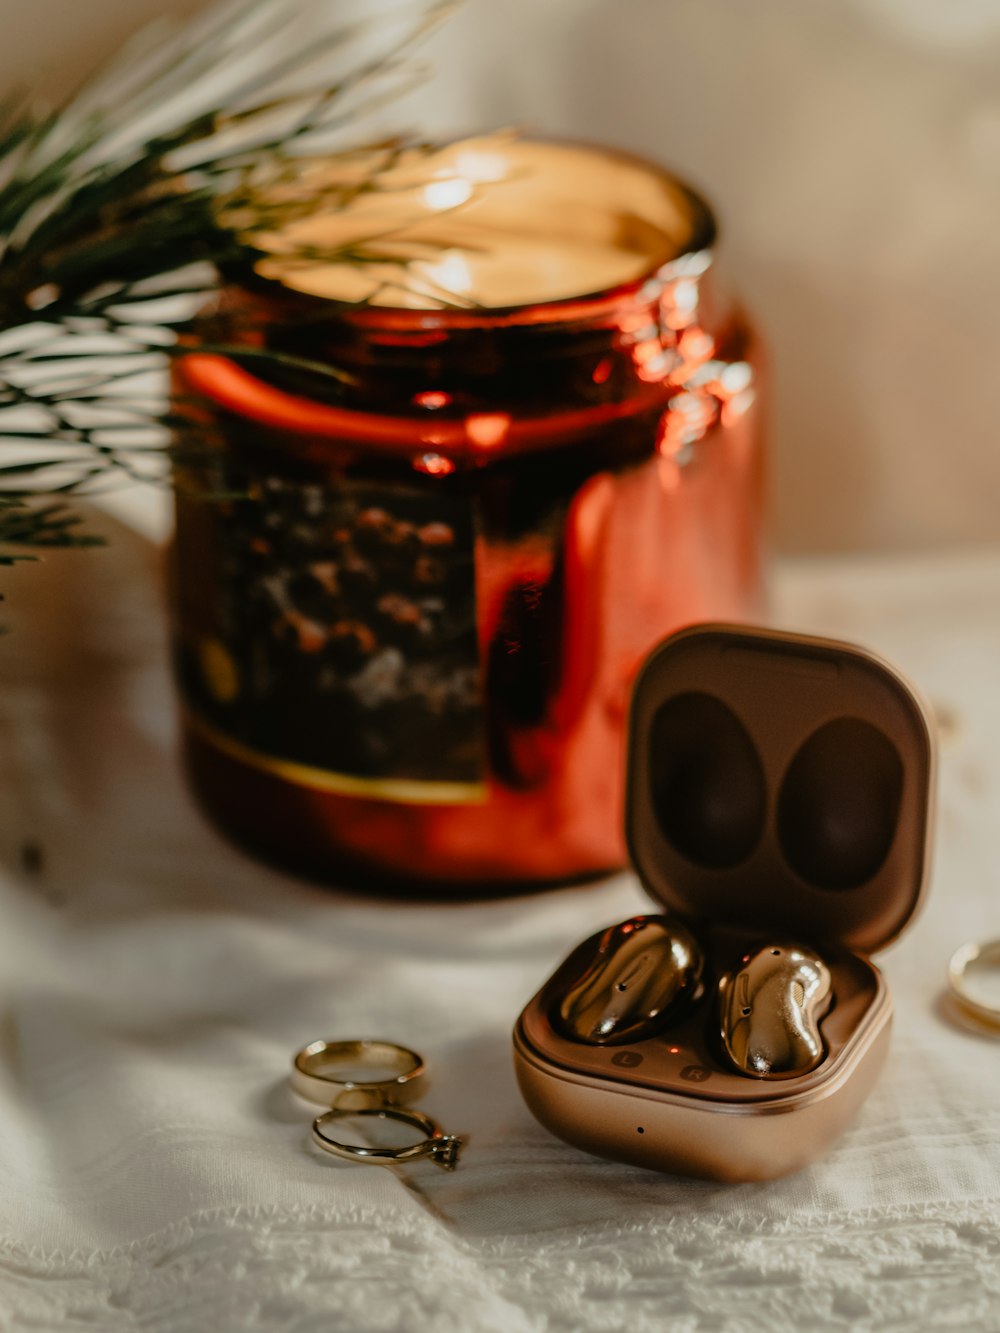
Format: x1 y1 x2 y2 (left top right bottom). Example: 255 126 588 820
170 139 765 891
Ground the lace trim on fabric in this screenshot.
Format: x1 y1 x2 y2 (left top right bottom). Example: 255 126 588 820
2 1197 1000 1331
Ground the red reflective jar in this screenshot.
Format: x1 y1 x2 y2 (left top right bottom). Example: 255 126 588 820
170 139 765 891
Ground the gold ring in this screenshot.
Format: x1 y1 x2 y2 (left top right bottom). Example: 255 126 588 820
948 940 1000 1033
311 1105 463 1171
291 1039 426 1110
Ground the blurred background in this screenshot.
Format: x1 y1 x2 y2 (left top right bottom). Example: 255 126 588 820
5 0 999 554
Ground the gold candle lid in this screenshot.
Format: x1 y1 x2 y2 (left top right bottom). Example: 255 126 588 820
229 135 709 310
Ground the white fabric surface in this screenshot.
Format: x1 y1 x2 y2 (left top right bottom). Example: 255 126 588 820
1 506 999 1330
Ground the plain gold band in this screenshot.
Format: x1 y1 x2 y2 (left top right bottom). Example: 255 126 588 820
291 1038 426 1110
311 1105 463 1170
948 940 1000 1032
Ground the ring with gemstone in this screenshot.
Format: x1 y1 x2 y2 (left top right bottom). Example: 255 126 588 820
311 1105 463 1171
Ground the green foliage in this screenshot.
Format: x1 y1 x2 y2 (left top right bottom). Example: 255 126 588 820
0 498 103 564
0 0 452 558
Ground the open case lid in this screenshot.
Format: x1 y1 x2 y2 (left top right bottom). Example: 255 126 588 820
626 625 936 954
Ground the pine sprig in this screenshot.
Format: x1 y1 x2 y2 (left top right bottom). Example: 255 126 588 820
0 498 103 566
0 0 457 557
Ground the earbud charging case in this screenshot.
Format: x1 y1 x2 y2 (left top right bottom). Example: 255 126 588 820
513 624 936 1181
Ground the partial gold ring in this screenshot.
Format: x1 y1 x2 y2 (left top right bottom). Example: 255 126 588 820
311 1105 463 1171
291 1039 426 1110
948 940 1000 1033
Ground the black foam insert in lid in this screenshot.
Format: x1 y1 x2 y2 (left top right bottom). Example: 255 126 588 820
626 624 936 954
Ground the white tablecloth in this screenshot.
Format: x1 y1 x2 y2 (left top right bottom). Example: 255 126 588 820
1 505 999 1330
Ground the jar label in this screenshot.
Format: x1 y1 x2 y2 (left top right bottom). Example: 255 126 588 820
173 472 486 803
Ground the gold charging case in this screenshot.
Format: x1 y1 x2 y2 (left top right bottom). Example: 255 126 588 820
513 624 936 1181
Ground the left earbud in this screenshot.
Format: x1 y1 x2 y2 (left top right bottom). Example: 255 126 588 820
555 914 704 1045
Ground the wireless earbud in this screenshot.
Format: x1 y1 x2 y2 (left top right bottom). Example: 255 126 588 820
717 942 833 1079
555 914 704 1045
551 914 836 1078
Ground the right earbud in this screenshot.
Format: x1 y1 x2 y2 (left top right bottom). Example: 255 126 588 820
555 914 704 1045
717 942 833 1078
